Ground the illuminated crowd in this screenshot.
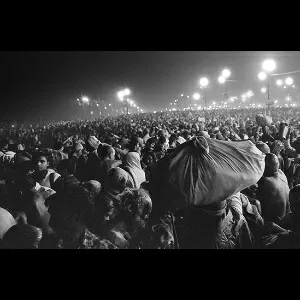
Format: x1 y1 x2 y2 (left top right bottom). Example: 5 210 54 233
1 106 300 249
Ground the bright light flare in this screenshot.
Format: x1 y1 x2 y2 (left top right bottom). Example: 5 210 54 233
262 59 276 72
261 87 267 94
117 91 124 99
247 90 254 98
218 76 226 84
258 72 267 81
123 88 131 96
192 93 201 100
285 77 294 86
199 77 209 87
276 79 283 86
81 96 89 103
222 69 231 78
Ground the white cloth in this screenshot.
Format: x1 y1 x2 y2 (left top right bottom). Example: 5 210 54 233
123 152 146 189
38 169 60 189
0 207 16 239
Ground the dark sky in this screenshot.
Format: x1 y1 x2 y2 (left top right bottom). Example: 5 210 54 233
1 51 300 122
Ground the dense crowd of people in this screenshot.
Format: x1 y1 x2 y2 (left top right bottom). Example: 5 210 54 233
1 106 300 249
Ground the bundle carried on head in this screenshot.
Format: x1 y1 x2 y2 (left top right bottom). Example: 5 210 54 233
256 113 272 127
149 137 265 211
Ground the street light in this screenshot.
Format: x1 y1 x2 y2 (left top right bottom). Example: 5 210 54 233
261 87 267 94
285 77 294 86
218 76 226 84
192 93 201 100
117 88 131 115
261 59 276 115
276 79 283 86
199 77 209 87
262 59 276 73
199 77 209 121
123 88 131 96
258 71 267 81
222 69 231 78
247 90 254 98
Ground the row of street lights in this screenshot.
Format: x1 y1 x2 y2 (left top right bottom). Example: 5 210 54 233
172 60 298 118
76 88 144 119
117 88 144 115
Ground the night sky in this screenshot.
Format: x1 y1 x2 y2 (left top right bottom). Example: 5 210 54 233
1 51 300 122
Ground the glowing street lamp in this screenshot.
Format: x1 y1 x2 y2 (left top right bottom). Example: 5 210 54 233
222 69 231 78
218 76 226 84
123 88 131 96
199 77 209 120
258 71 267 81
81 96 90 103
261 87 267 94
247 90 254 98
262 59 276 73
285 77 294 86
276 79 283 86
192 93 201 100
117 88 131 115
199 77 209 88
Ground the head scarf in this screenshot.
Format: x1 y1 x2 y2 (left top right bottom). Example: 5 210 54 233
122 152 146 188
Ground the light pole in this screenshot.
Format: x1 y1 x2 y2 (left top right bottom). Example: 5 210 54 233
77 95 90 120
218 68 231 100
117 88 131 116
258 59 276 116
199 77 209 122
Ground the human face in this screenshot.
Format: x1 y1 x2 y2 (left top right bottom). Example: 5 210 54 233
36 156 49 171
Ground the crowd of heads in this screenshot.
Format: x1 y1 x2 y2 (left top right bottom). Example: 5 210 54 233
1 106 300 248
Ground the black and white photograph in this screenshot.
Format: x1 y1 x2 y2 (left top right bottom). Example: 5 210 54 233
0 51 300 249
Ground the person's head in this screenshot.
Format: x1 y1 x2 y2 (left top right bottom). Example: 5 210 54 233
34 152 51 172
271 140 284 156
143 128 150 136
86 136 100 152
120 188 152 233
108 167 131 193
123 152 142 170
73 142 83 155
293 139 300 154
81 180 102 196
57 159 76 178
46 186 92 246
142 152 155 167
256 141 270 154
129 135 142 153
99 145 115 160
55 141 64 151
168 134 177 148
264 153 279 177
145 137 156 151
3 224 42 249
289 185 300 215
253 133 260 142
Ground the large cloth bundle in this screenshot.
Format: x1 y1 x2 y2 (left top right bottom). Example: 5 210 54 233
256 113 272 127
149 137 265 212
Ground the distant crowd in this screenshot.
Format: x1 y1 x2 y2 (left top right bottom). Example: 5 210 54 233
1 107 300 249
